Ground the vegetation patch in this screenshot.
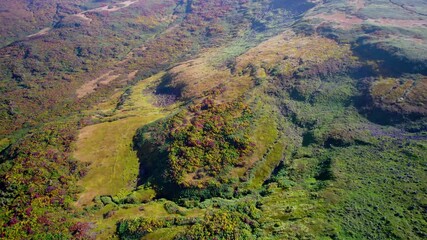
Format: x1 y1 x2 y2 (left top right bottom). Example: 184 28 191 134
135 90 255 188
1 0 427 239
74 73 175 206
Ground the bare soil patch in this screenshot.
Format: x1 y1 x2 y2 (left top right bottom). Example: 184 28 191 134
309 12 364 29
74 0 139 22
27 27 51 38
76 71 120 98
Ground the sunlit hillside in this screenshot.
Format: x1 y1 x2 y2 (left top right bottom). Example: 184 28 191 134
0 0 426 239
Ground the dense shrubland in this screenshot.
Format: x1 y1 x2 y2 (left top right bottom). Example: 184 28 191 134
117 200 264 239
0 121 88 239
135 90 255 188
0 0 426 239
1 0 317 236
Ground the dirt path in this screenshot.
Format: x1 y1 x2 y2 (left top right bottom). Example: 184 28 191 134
26 0 139 37
74 0 139 22
27 27 51 38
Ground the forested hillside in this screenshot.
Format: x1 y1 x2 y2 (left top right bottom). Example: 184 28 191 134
0 0 426 239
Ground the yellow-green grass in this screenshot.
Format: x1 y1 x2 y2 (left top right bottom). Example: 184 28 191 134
165 46 254 101
80 200 204 239
74 72 177 206
142 226 187 240
370 78 396 97
230 99 279 178
245 108 295 190
235 31 353 76
407 78 427 104
85 204 148 239
376 78 409 101
370 77 427 114
260 184 329 238
0 138 10 152
247 138 286 190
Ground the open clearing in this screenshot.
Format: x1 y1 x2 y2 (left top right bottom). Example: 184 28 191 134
76 71 120 98
74 72 175 206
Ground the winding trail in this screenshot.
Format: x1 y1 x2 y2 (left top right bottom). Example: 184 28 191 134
74 0 139 22
27 27 51 38
26 0 139 38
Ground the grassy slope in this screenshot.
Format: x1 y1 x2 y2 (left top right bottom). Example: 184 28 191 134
78 199 204 239
74 72 177 206
1 0 426 239
256 68 427 238
71 25 426 239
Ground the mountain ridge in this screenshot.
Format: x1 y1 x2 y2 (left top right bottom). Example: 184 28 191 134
0 0 426 239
